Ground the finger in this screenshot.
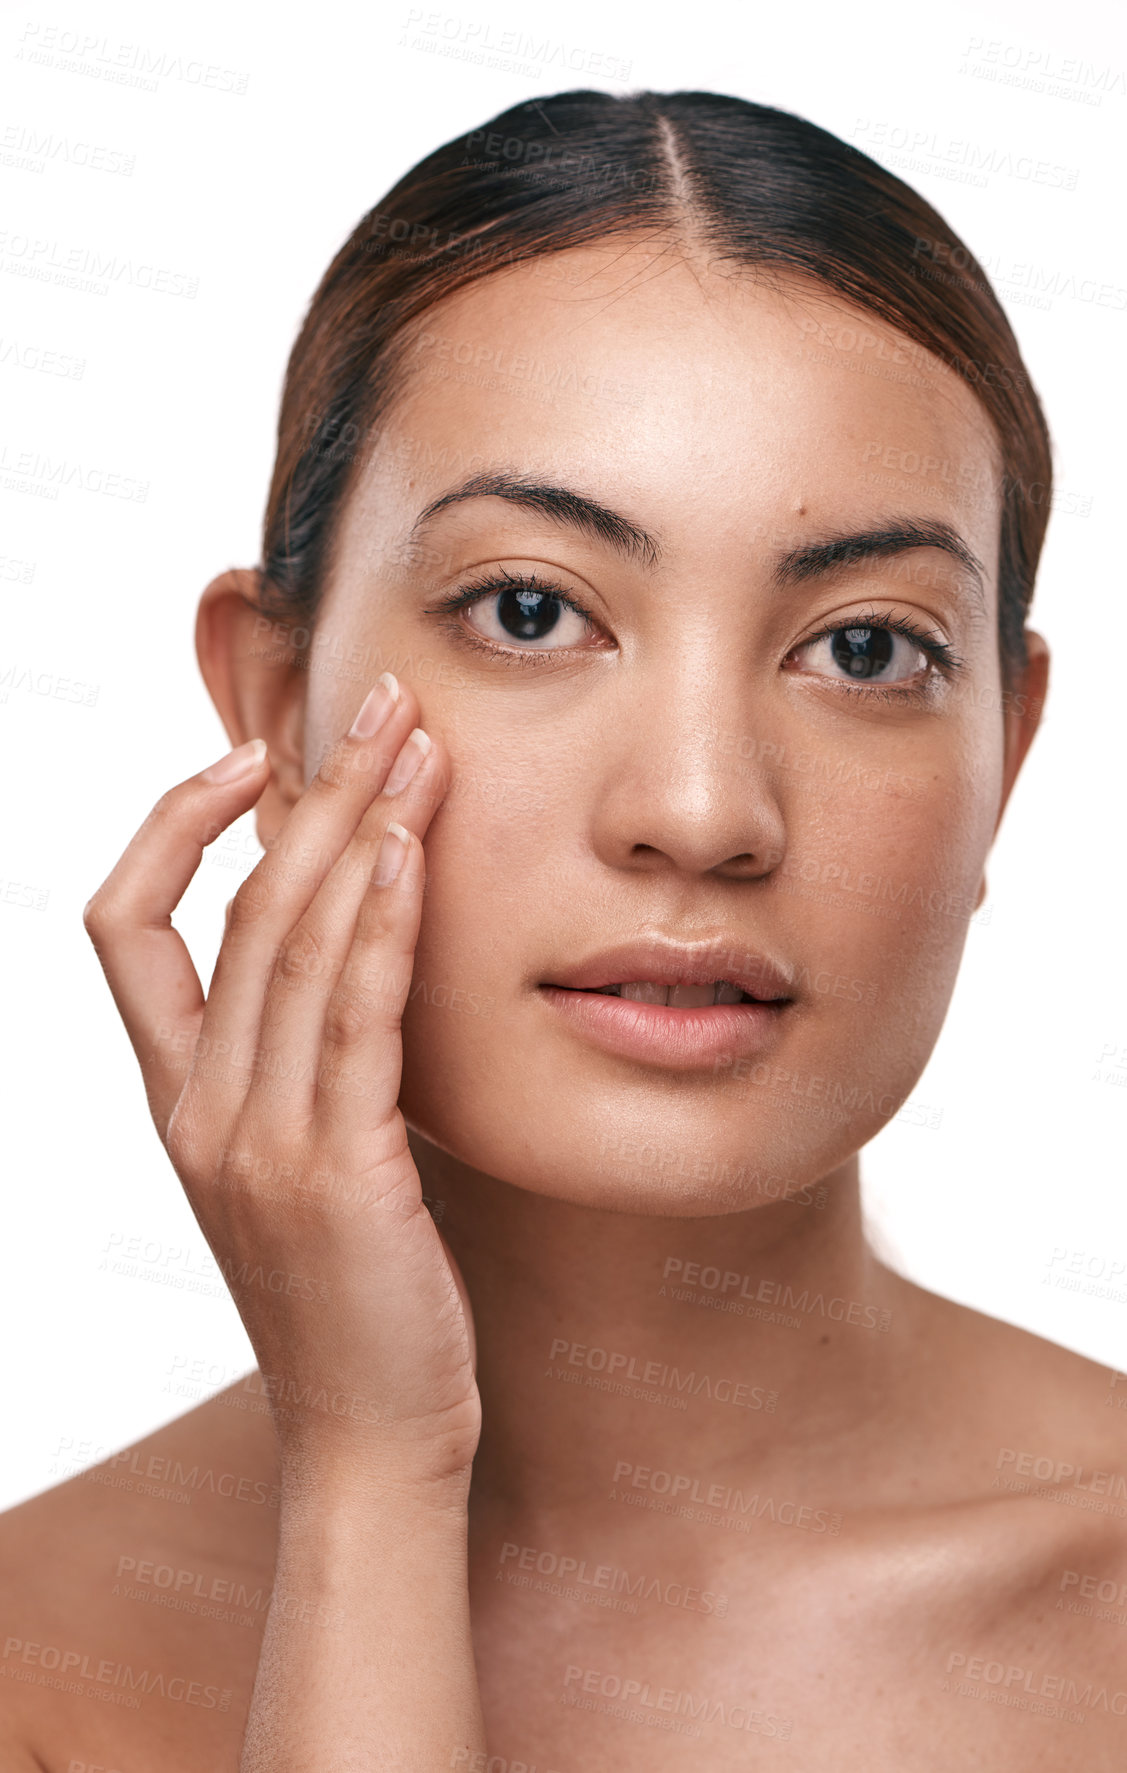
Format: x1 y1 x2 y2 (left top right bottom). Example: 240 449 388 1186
250 727 450 1125
81 738 270 1134
312 813 429 1141
190 675 421 1125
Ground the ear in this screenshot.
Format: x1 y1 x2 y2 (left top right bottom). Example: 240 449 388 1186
194 567 309 850
974 628 1050 909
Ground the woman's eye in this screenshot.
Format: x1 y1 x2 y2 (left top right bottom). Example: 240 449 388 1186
462 585 593 650
788 624 931 685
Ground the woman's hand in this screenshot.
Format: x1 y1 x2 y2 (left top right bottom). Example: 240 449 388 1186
81 672 481 1498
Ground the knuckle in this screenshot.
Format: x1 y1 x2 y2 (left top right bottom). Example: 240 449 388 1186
349 817 393 872
314 733 377 789
137 783 191 841
272 922 334 988
81 891 107 932
82 885 123 938
140 786 175 826
320 698 419 787
217 1129 299 1197
164 1099 210 1184
228 871 273 928
355 890 400 947
322 984 385 1048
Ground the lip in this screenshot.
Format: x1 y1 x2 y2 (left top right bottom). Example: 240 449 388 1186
537 934 794 1071
540 936 794 1002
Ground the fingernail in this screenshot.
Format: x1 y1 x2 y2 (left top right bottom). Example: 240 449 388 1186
202 737 267 784
373 820 409 886
382 727 431 796
349 672 399 739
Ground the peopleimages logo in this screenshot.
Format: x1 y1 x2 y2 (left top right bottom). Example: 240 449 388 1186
992 1448 1127 1517
14 23 250 95
944 1650 1127 1714
1 1636 232 1709
958 35 1125 104
660 1257 893 1331
562 1663 791 1738
594 1135 829 1208
995 1448 1127 1496
1059 1568 1127 1610
611 1459 841 1534
498 1541 729 1615
0 442 147 500
0 230 198 297
547 1337 777 1410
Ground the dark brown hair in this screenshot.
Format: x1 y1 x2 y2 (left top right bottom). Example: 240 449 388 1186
257 87 1051 686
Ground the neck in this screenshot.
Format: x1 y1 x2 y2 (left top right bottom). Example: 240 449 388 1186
408 1132 913 1529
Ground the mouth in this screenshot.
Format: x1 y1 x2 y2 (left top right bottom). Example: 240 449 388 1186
549 980 776 1006
535 942 793 1070
535 982 789 1070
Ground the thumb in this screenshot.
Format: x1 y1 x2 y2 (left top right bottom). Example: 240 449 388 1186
437 1229 477 1377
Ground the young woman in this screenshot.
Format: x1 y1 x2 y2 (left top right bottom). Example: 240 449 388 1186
3 88 1124 1771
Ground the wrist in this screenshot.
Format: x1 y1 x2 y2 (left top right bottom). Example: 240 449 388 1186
276 1432 474 1521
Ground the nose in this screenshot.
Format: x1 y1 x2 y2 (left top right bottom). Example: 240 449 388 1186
586 664 787 881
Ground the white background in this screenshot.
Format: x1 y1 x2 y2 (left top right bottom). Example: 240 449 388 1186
1 0 1124 1511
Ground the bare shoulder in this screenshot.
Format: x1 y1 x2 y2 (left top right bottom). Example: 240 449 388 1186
0 1382 278 1771
940 1292 1127 1748
906 1273 1126 1480
878 1265 1127 1583
784 1272 1127 1762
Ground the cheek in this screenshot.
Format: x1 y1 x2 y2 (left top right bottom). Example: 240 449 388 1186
777 737 1002 1071
410 748 561 970
397 750 562 1113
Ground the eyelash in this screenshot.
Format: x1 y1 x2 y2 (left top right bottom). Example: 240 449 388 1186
425 569 597 672
794 605 965 696
424 570 965 690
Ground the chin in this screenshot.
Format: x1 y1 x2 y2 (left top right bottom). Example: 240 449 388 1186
401 1066 871 1219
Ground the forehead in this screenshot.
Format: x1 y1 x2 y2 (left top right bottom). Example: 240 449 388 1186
340 239 1002 578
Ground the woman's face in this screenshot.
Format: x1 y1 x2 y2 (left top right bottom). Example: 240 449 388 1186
272 239 1046 1214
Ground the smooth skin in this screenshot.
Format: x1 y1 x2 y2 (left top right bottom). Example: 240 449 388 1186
2 238 1125 1770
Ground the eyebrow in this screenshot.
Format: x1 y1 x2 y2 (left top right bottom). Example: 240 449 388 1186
408 471 986 608
409 471 661 569
774 518 987 611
